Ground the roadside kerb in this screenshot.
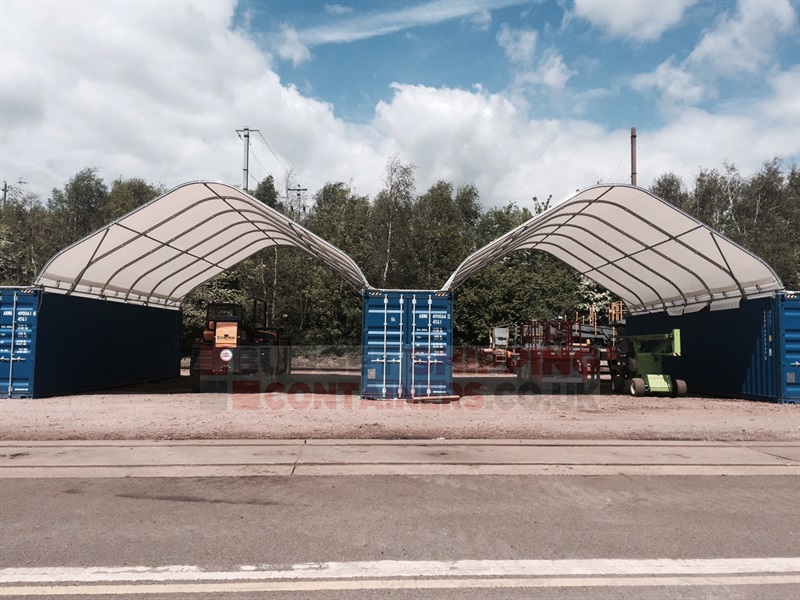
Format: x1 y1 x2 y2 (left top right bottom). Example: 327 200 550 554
1 440 798 478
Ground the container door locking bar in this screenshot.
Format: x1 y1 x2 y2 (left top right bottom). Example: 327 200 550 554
6 291 18 397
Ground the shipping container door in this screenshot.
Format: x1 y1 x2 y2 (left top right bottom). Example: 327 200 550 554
408 293 452 398
780 294 800 402
362 291 453 399
362 292 405 398
0 289 39 398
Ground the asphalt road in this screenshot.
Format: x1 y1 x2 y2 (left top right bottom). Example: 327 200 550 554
1 441 798 599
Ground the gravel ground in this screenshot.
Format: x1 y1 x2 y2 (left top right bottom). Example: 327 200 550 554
1 372 798 442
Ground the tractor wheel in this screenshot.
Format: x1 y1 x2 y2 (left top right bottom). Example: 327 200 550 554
611 376 625 394
674 379 688 397
629 377 646 396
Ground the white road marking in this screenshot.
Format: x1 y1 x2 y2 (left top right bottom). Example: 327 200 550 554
2 558 798 583
2 575 799 596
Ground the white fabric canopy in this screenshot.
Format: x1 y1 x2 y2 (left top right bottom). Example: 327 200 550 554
443 184 783 315
36 181 370 309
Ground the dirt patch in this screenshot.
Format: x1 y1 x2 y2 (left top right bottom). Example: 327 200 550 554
1 375 798 442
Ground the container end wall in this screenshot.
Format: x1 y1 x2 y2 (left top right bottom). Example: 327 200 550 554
361 290 454 400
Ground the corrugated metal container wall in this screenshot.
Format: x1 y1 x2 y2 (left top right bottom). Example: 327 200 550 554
627 293 799 403
2 287 182 398
362 290 454 399
780 293 800 402
1 288 39 398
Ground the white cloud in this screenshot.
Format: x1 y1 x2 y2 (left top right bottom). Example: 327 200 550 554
0 1 382 197
630 0 797 111
280 0 528 52
374 83 643 202
536 49 573 91
277 26 312 66
573 0 696 42
632 57 708 106
497 24 537 66
469 9 493 31
758 67 800 124
498 26 573 95
0 0 796 225
640 100 799 188
325 4 353 16
688 0 796 76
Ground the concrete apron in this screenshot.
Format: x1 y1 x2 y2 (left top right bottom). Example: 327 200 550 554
1 439 798 478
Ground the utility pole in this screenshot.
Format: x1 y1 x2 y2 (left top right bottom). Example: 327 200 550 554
287 186 308 214
235 127 259 191
630 127 637 187
1 181 7 207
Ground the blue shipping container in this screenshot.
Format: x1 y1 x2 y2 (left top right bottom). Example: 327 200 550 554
0 288 38 397
628 292 800 403
1 287 182 399
782 293 800 402
362 290 454 399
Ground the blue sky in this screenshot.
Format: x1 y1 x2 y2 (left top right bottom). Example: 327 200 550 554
1 0 798 208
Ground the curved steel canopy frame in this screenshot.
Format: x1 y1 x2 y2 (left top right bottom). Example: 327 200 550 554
35 181 370 309
442 185 784 315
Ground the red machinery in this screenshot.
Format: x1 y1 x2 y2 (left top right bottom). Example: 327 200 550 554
507 319 601 393
479 326 521 367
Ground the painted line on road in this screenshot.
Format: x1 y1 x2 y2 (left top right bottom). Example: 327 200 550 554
3 558 799 583
2 575 799 596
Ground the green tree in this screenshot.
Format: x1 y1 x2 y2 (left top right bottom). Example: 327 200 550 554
453 201 582 345
653 159 799 290
294 182 372 345
368 156 416 288
106 177 164 220
411 181 481 289
0 182 54 285
47 168 109 248
737 159 800 289
252 175 282 211
650 173 690 211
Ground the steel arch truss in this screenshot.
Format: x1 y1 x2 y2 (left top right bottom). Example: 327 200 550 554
443 185 783 315
36 181 370 309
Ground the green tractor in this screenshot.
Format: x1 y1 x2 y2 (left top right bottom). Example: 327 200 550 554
607 329 687 396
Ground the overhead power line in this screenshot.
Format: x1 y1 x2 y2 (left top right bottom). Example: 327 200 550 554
236 127 305 195
256 130 289 175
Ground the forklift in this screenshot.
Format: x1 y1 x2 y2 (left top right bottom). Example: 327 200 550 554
607 328 687 396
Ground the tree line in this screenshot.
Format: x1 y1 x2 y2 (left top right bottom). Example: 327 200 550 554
1 157 797 349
